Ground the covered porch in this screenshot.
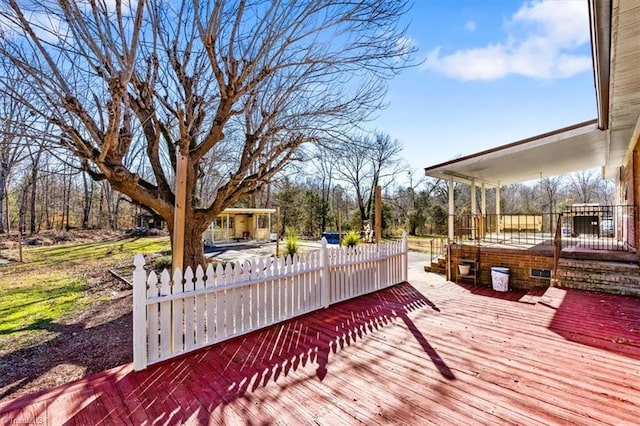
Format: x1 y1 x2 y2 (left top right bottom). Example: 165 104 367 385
426 119 636 249
424 118 638 293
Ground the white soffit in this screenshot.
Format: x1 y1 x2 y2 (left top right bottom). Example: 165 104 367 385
424 120 604 186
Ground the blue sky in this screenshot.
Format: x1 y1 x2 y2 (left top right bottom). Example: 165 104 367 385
374 0 596 176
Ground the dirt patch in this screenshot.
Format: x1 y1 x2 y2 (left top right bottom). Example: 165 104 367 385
0 271 133 403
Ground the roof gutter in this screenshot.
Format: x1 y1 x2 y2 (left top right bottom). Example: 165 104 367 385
589 0 612 130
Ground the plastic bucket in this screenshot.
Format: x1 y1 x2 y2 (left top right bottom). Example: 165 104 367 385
491 267 509 292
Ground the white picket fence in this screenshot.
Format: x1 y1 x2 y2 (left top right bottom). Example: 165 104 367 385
132 234 408 370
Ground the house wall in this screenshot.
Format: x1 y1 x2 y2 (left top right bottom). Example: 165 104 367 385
450 245 554 290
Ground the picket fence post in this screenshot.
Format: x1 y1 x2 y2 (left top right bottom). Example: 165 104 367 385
132 254 147 371
401 231 408 282
320 237 330 307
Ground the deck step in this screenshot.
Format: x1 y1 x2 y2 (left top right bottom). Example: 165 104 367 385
555 258 640 297
424 255 447 274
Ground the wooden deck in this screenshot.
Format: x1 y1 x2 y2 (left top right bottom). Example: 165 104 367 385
1 273 639 425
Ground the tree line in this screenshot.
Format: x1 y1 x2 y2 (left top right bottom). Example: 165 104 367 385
0 117 614 240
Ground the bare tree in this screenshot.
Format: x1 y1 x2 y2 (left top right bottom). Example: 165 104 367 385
0 0 413 266
538 176 563 212
0 89 28 233
25 143 44 234
568 169 600 204
309 152 336 233
335 132 405 226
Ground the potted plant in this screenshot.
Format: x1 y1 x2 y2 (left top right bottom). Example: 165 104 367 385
458 263 471 276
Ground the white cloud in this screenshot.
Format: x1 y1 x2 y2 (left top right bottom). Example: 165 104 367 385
0 5 67 44
465 20 476 32
422 0 591 81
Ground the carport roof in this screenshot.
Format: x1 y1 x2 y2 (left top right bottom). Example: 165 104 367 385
221 208 276 215
424 120 603 186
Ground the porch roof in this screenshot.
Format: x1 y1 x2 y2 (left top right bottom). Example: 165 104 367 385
219 208 276 215
425 0 640 186
424 120 603 186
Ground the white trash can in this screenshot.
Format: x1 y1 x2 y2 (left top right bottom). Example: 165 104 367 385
491 267 509 292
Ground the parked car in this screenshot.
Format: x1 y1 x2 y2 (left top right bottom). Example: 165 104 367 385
321 231 345 244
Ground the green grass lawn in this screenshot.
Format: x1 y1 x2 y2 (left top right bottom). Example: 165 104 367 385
0 236 171 352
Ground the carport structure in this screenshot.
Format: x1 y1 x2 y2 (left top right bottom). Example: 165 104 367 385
202 208 276 245
425 0 640 294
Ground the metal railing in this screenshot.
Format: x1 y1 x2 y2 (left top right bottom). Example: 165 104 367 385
429 237 447 265
553 213 563 281
559 204 636 252
453 205 636 252
453 212 558 247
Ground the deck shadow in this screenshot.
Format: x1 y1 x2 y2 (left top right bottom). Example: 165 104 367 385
454 282 531 302
546 287 640 360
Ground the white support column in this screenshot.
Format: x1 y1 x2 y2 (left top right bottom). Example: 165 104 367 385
448 176 455 240
496 185 501 237
470 179 477 239
481 183 486 238
254 214 258 241
471 179 477 215
446 176 455 284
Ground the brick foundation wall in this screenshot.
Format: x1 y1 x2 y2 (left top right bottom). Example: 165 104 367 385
450 245 554 290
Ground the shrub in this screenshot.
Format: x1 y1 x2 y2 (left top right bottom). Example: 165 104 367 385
283 229 300 258
342 230 361 248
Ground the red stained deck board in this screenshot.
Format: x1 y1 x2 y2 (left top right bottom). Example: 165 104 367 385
1 279 640 425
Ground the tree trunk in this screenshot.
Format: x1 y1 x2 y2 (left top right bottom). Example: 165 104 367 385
4 186 9 234
59 172 66 230
29 158 39 234
44 174 52 229
113 196 122 230
82 172 93 229
170 220 208 270
0 161 7 234
65 174 72 231
18 183 28 235
98 184 105 228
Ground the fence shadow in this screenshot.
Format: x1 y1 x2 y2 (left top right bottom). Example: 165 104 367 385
0 282 453 424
